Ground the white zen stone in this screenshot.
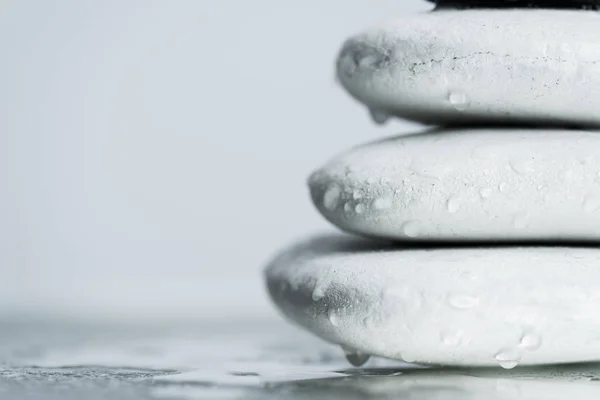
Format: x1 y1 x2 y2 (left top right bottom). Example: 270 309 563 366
309 128 600 241
337 9 600 127
266 235 600 367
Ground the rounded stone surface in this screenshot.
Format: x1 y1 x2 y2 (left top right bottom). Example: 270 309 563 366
430 0 600 9
266 234 600 367
309 128 600 241
336 10 600 127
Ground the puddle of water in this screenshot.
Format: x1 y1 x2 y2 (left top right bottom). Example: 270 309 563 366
1 317 600 399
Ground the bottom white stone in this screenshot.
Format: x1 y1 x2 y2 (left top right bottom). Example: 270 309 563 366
265 235 600 367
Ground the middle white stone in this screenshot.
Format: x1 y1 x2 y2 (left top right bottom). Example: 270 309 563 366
309 128 600 241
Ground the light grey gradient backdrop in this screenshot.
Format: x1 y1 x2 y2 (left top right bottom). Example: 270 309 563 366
0 1 429 321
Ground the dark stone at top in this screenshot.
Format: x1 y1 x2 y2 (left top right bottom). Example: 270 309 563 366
428 0 600 9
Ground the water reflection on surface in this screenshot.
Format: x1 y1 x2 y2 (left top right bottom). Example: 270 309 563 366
2 318 600 399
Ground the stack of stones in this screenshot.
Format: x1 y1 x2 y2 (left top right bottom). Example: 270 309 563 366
265 0 600 369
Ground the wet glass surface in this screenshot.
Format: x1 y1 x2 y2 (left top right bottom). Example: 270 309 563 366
2 318 600 399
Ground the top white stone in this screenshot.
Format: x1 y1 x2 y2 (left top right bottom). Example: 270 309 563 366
337 9 600 127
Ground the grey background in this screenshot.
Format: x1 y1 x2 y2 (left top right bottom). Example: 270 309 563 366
0 0 429 322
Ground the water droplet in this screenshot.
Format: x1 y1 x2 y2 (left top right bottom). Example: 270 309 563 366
323 185 341 211
479 188 493 198
498 360 519 370
362 315 376 330
369 109 390 125
352 47 389 70
510 158 536 175
449 91 468 111
312 282 328 301
344 202 352 212
352 190 363 200
358 54 380 69
328 309 340 327
584 193 600 213
346 352 370 367
448 294 479 310
342 346 370 367
446 196 461 213
499 182 508 192
441 330 463 347
402 220 421 238
355 204 366 214
373 196 393 210
495 348 523 369
401 353 417 363
513 212 529 229
520 330 542 351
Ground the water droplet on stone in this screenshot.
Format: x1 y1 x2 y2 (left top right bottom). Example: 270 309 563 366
373 196 393 210
520 330 542 351
403 220 421 238
448 294 479 310
441 330 463 347
499 182 508 192
346 352 370 367
449 91 468 111
584 193 600 213
498 360 519 370
323 185 341 211
312 282 328 301
510 157 536 175
358 54 380 68
495 348 523 369
342 346 370 367
352 190 363 200
513 212 529 229
328 308 340 327
362 315 377 330
446 196 461 213
480 188 493 198
344 202 352 212
355 204 366 214
369 109 390 125
401 352 417 363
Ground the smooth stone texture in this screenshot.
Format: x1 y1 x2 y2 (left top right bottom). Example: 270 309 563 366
309 128 600 241
430 0 600 9
336 10 600 127
265 234 600 367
